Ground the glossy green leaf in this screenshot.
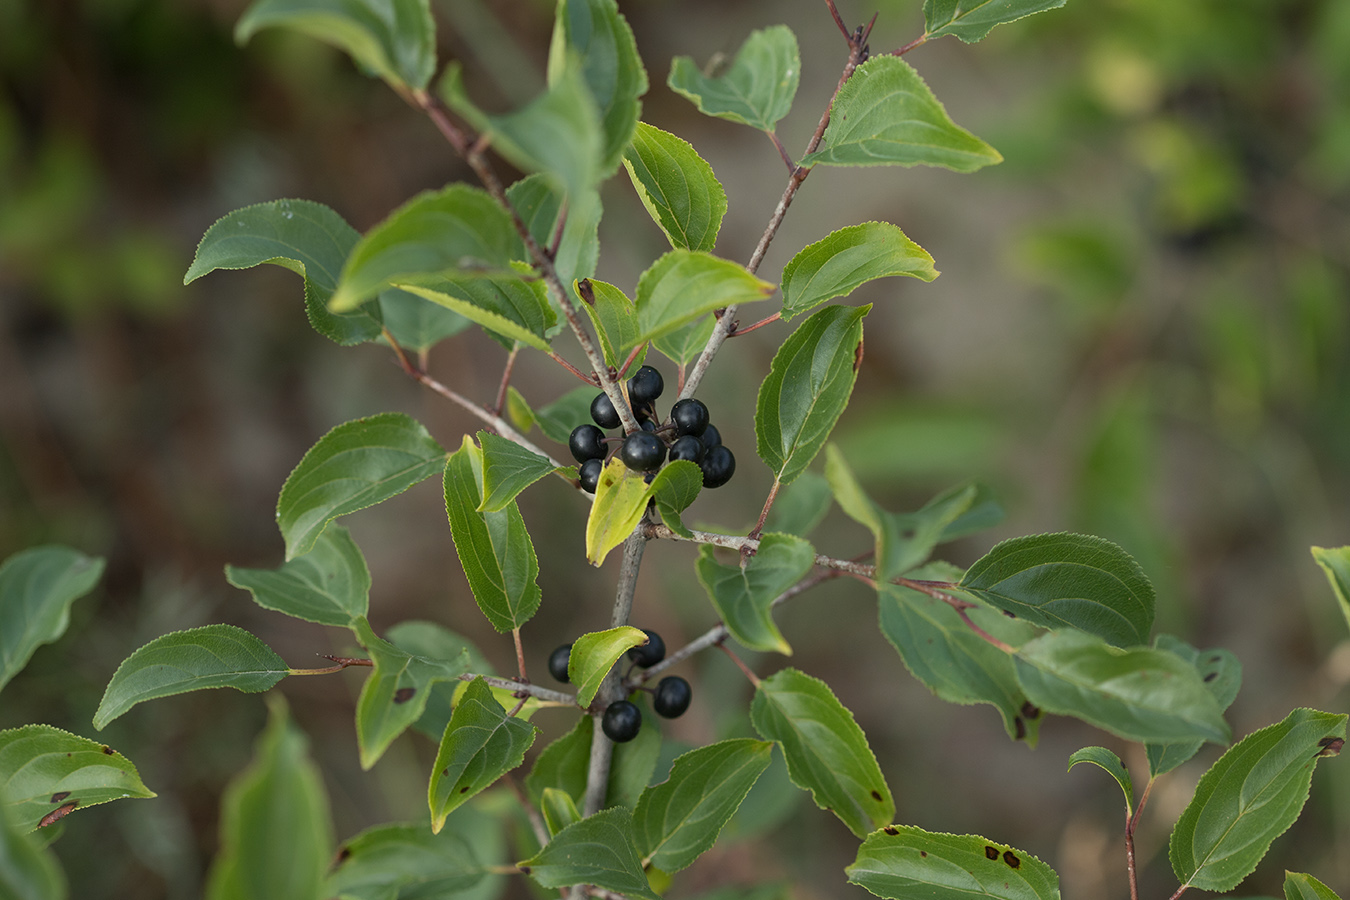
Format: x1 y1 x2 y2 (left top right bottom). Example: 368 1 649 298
757 305 868 487
353 618 471 769
696 534 813 655
923 0 1067 43
428 678 536 832
578 278 642 370
398 267 557 352
781 222 937 322
634 739 773 872
534 386 598 445
847 826 1060 900
443 436 543 632
326 820 485 900
330 185 520 312
585 458 650 566
386 620 494 742
651 460 702 538
1146 635 1242 777
0 725 154 832
205 696 333 900
1013 629 1231 745
378 288 471 352
668 26 799 132
631 250 774 350
540 787 581 837
0 545 104 694
764 471 832 538
477 431 558 513
183 199 382 345
93 625 288 729
507 174 601 313
548 0 647 174
750 668 893 838
1170 708 1347 893
0 797 64 900
236 0 434 90
225 525 368 628
1285 872 1343 900
800 56 1001 172
1068 746 1133 814
623 123 727 252
960 532 1155 648
569 626 648 707
653 315 715 367
1311 546 1350 636
518 806 659 900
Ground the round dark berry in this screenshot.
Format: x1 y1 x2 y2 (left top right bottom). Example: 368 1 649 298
621 431 665 472
653 676 692 719
701 445 735 488
547 644 572 683
602 700 642 742
590 392 620 429
627 629 666 668
670 398 710 437
569 424 607 464
668 434 705 464
628 366 664 405
639 417 657 433
700 423 722 449
578 457 604 493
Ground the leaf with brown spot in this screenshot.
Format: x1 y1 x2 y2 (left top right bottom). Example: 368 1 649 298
848 827 1060 900
0 724 154 832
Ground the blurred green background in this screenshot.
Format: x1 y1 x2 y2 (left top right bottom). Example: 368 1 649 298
2 0 1349 898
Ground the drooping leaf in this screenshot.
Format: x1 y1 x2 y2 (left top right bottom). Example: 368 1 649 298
960 532 1155 648
763 471 832 539
235 0 435 90
923 0 1068 43
204 696 333 900
443 437 543 632
477 431 558 513
0 797 64 900
668 26 799 132
428 678 537 832
517 806 659 900
541 787 582 837
585 458 651 566
379 288 471 353
1311 546 1350 636
650 460 702 538
846 826 1061 900
1145 635 1242 777
0 726 155 832
507 174 601 313
225 525 369 629
1013 629 1231 745
1170 708 1347 893
757 306 868 487
1067 746 1133 815
696 534 814 655
631 250 774 350
623 123 727 252
633 739 773 873
653 315 715 368
780 222 937 322
385 620 494 742
325 820 486 900
398 267 558 352
800 56 1001 172
93 625 289 729
1284 872 1343 900
750 668 893 838
933 482 1005 541
578 278 643 370
0 546 104 694
568 626 649 707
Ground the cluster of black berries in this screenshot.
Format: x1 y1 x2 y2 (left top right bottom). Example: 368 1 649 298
569 365 735 494
547 628 692 743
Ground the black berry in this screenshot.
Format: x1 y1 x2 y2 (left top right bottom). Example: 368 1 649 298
547 644 572 683
578 457 603 493
700 423 722 449
621 432 665 472
627 629 666 667
569 424 607 464
628 366 664 405
602 700 642 742
670 398 710 436
701 445 735 488
668 434 705 464
639 418 657 433
590 392 620 429
653 676 692 719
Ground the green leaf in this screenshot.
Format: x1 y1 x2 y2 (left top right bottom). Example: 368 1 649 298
1013 629 1231 745
518 806 659 900
1170 708 1347 893
1285 872 1344 900
1146 635 1242 777
750 668 893 838
0 725 154 832
923 0 1068 43
623 123 727 252
1311 546 1350 637
631 250 774 350
93 625 288 729
668 26 799 132
507 174 601 308
1067 746 1133 814
0 797 64 900
385 620 494 742
526 717 592 805
568 626 648 707
578 278 643 370
330 184 520 312
653 315 715 367
847 826 1061 900
534 386 598 445
378 288 471 353
183 199 381 346
606 697 662 808
763 471 832 538
780 222 937 322
800 56 1001 172
650 460 703 538
205 696 333 900
397 268 557 352
0 545 104 694
428 678 537 832
585 458 651 566
548 0 647 174
443 437 543 631
326 820 485 900
960 532 1155 648
757 306 868 487
634 739 773 873
540 787 582 837
935 482 1005 541
477 431 558 513
225 525 369 628
235 0 435 90
696 534 814 655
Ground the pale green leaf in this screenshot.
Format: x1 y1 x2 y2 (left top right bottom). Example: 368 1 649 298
651 460 702 538
0 725 154 832
1311 546 1350 637
507 174 601 313
1285 872 1343 900
1146 635 1242 777
385 620 494 742
534 386 598 445
1067 746 1133 814
696 534 814 655
568 626 648 707
763 471 832 538
623 122 727 252
378 287 471 353
631 250 774 350
541 787 581 837
0 798 64 900
923 0 1068 43
525 714 661 811
585 458 650 566
0 546 104 694
428 678 536 832
518 806 659 900
225 524 368 628
847 826 1061 900
578 278 642 370
668 26 799 132
477 431 558 513
653 315 715 367
325 820 485 900
781 222 937 322
606 698 662 808
398 267 557 352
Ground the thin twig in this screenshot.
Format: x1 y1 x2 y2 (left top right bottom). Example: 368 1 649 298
893 33 928 56
729 312 781 337
494 344 521 417
457 672 576 705
1126 776 1156 900
288 656 373 675
748 478 783 543
513 627 528 681
823 0 850 39
767 130 795 173
719 643 762 689
505 774 551 849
